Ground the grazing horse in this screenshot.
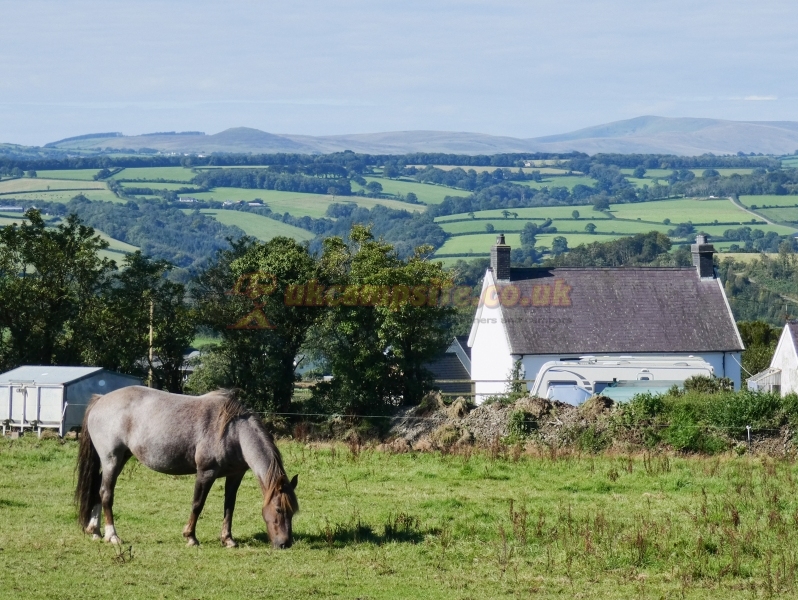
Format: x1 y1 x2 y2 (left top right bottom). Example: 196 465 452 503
75 386 298 548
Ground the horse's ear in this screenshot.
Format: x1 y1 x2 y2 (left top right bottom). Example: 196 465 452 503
290 474 298 489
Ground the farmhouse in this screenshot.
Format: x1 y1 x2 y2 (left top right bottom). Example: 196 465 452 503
468 234 744 402
748 322 798 395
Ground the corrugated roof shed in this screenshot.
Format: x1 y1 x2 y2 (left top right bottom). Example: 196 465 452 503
0 366 104 385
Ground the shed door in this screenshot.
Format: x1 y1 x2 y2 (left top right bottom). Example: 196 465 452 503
39 388 63 426
25 387 40 423
10 387 27 423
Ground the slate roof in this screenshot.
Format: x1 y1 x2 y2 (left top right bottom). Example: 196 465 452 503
490 267 743 355
786 322 798 351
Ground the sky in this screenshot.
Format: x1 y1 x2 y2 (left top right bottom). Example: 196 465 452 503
1 0 797 146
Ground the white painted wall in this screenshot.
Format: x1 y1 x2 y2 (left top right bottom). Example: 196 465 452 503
770 329 798 396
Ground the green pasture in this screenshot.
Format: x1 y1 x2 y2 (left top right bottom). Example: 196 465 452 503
355 177 465 205
783 156 798 168
620 168 756 178
757 207 798 223
0 178 107 194
608 198 757 224
112 167 197 182
4 437 798 599
514 176 597 190
536 232 628 248
190 188 425 219
410 165 571 175
435 232 521 255
120 182 201 192
35 169 102 180
440 219 670 236
739 195 798 209
189 209 315 243
0 189 123 203
435 206 613 222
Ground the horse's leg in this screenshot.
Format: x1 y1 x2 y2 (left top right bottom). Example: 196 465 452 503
86 504 102 540
220 473 244 548
100 452 130 545
183 470 215 546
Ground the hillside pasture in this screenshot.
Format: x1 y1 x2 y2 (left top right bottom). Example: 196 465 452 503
189 209 315 242
608 198 759 224
0 189 123 203
190 188 425 219
739 194 798 209
435 206 613 222
0 178 107 194
119 182 202 192
4 437 793 599
35 169 102 180
620 168 756 178
356 177 466 205
111 167 197 182
411 165 572 175
514 176 597 190
440 219 671 236
757 207 798 223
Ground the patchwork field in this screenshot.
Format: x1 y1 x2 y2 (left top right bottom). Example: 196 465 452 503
0 189 123 203
190 188 425 218
3 437 796 599
35 169 102 180
757 207 798 223
119 181 202 192
515 176 597 190
0 178 107 194
739 195 798 209
608 198 756 224
355 177 465 205
111 167 197 182
436 206 613 222
189 209 315 242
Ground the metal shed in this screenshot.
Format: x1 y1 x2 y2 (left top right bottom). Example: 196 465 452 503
0 366 141 436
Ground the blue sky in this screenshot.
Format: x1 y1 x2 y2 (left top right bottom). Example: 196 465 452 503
1 0 797 145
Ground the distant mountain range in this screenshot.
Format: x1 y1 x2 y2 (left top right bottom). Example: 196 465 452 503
44 116 798 156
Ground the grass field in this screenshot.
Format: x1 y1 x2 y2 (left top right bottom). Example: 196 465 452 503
409 165 571 175
739 195 798 209
515 176 597 191
757 207 798 223
0 189 123 203
440 219 670 236
4 437 798 599
111 167 197 182
119 182 201 192
783 157 798 168
719 252 778 263
436 206 613 222
190 210 315 242
608 198 759 224
356 177 466 205
0 178 107 194
190 188 425 219
35 169 102 180
620 168 756 178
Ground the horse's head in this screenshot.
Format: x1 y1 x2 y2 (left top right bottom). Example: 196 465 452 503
262 474 298 549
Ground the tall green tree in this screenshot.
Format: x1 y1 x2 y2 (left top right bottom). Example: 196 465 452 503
191 237 322 411
0 210 114 370
308 226 456 414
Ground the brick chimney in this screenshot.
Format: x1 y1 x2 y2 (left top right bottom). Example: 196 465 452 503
691 234 715 279
490 234 511 281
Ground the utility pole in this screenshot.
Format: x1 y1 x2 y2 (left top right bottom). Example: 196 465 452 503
148 298 154 388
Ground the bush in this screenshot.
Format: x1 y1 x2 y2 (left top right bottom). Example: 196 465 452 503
664 404 726 454
704 390 782 437
684 375 734 394
506 410 536 441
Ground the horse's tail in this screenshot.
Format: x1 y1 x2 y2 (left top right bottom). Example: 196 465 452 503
75 395 102 529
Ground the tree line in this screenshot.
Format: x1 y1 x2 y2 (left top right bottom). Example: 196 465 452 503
0 211 455 418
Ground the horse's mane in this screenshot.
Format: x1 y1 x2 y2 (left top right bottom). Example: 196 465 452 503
211 389 298 515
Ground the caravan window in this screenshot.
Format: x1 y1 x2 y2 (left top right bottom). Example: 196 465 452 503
594 382 613 394
546 381 591 406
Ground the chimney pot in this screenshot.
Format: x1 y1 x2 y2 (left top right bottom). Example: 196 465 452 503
491 234 511 281
691 234 716 279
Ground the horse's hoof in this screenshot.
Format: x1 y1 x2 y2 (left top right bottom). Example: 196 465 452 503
222 538 238 548
186 537 199 547
91 534 101 541
107 535 122 545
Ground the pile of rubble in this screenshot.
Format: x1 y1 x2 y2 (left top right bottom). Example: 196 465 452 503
385 391 615 451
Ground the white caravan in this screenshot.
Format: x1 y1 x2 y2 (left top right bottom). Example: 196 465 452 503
529 356 715 405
